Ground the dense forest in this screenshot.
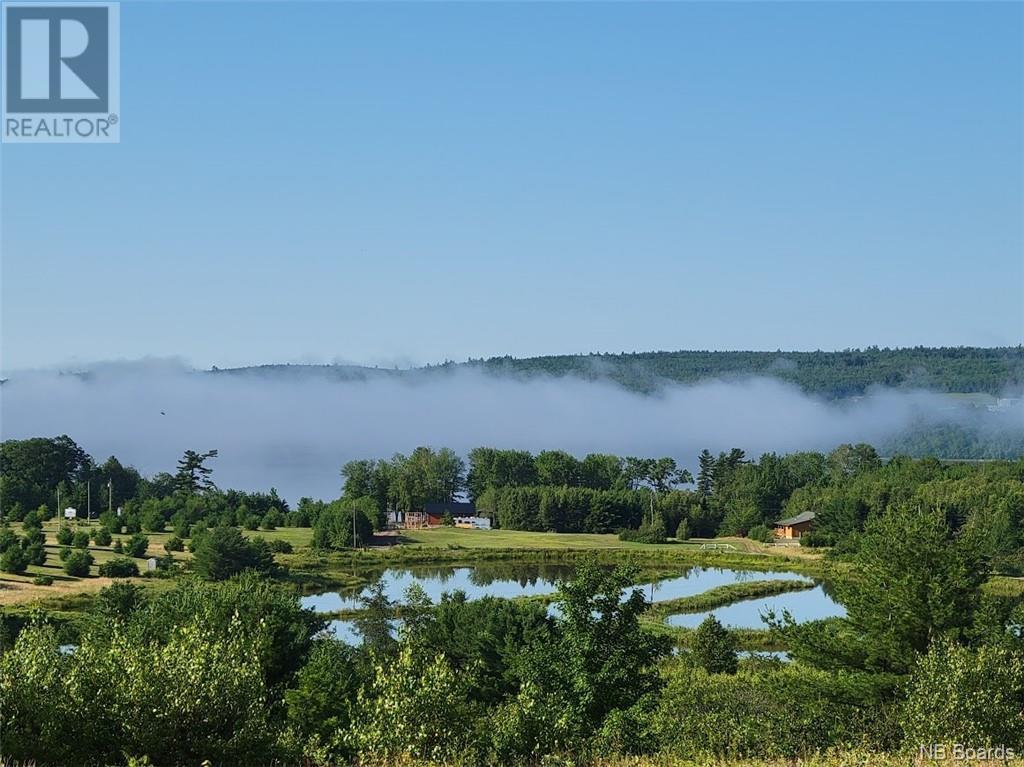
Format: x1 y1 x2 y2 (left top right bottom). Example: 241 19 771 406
215 346 1024 398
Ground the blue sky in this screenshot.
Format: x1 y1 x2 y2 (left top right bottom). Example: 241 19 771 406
2 1 1021 372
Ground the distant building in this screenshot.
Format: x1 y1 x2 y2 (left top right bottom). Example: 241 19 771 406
773 511 815 539
423 502 476 527
400 502 482 529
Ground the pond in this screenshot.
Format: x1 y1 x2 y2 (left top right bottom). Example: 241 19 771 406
665 585 845 630
302 563 575 613
302 564 810 614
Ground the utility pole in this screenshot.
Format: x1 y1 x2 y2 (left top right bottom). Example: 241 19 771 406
353 507 358 549
57 486 62 530
108 479 113 515
87 482 91 522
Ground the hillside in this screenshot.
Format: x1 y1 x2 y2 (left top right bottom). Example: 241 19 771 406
214 346 1024 398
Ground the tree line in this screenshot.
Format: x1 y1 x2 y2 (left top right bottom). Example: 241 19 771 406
5 436 1023 576
462 346 1023 397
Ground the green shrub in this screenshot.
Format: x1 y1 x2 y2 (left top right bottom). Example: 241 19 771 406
352 645 478 763
0 546 28 574
141 508 166 533
654 662 896 758
619 515 667 544
21 527 45 548
801 530 835 548
98 557 140 578
32 574 54 586
690 615 738 674
192 527 274 581
0 527 19 553
267 539 293 554
92 527 113 546
901 639 1024 748
21 510 43 532
747 524 774 543
63 550 94 577
164 535 184 553
56 526 74 546
24 542 47 567
123 533 150 558
675 519 690 541
112 539 124 554
312 503 374 550
71 530 91 549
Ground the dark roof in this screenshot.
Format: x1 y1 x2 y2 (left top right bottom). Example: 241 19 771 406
774 511 816 527
423 502 476 516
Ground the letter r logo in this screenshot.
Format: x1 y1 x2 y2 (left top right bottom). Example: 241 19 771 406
5 5 111 113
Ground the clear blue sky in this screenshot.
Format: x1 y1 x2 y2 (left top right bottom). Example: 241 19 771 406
2 1 1021 373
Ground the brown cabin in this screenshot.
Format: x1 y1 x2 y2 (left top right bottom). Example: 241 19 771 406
773 511 815 539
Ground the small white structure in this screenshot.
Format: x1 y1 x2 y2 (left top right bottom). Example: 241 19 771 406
146 557 158 571
63 507 77 520
454 515 492 530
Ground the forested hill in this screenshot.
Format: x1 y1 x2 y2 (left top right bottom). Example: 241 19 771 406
217 347 1024 398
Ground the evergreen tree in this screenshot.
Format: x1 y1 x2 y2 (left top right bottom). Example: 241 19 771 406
691 615 738 674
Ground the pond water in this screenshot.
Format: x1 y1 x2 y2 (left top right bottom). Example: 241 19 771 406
317 566 841 645
327 618 402 645
634 567 807 603
303 565 811 613
302 564 575 613
665 586 845 630
739 650 791 662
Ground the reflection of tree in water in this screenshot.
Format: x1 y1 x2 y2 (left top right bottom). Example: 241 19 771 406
818 578 841 604
353 581 398 653
340 564 578 602
466 563 575 588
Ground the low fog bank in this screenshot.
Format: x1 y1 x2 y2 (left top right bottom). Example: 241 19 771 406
2 363 1021 502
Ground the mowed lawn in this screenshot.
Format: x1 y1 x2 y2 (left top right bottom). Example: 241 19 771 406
398 527 708 550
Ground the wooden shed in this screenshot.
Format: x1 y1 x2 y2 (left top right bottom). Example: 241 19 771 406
773 511 816 539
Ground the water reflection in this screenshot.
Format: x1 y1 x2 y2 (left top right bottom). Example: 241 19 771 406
635 567 807 603
302 563 575 613
665 586 845 630
303 565 823 614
